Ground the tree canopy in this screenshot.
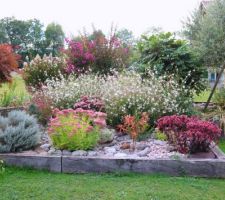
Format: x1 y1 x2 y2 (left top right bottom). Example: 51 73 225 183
183 0 225 67
0 17 65 61
137 32 206 93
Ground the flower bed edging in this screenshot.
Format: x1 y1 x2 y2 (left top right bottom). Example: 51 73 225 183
0 154 61 172
62 156 225 177
1 152 225 177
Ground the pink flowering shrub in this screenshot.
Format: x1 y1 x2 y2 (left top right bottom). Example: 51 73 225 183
48 108 107 150
74 96 104 112
64 31 130 75
157 115 222 154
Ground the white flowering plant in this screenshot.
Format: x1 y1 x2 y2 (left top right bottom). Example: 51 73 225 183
23 54 67 88
42 71 193 126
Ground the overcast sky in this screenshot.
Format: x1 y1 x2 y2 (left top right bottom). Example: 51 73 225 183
0 0 201 37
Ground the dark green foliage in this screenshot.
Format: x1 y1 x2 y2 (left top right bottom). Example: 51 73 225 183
0 17 45 62
183 0 225 68
136 32 206 93
45 23 65 56
213 88 225 108
0 17 65 62
0 110 41 153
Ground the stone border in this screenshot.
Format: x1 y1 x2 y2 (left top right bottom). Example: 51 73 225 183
62 157 225 177
0 154 61 172
1 149 225 177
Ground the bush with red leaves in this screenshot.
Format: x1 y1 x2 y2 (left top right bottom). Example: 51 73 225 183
157 115 222 154
0 44 19 84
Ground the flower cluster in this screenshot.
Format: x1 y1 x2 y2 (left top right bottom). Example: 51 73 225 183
74 96 104 112
48 108 107 150
23 54 66 88
65 39 95 74
43 71 192 126
157 115 222 153
64 32 130 75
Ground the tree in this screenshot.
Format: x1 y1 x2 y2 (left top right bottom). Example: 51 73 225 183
183 0 225 108
116 28 135 47
0 17 45 61
137 32 206 93
45 23 65 56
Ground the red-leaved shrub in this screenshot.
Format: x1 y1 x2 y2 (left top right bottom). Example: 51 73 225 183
157 115 222 154
64 32 130 75
0 44 19 84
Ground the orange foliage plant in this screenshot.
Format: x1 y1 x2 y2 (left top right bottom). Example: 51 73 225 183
117 112 149 149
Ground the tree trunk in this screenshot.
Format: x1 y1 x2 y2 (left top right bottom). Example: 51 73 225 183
204 64 225 111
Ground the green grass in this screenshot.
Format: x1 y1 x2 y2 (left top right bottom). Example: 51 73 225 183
194 90 212 103
219 138 225 153
0 75 30 107
0 167 225 200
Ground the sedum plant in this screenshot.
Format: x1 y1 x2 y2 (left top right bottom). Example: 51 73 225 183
0 110 41 153
48 108 107 150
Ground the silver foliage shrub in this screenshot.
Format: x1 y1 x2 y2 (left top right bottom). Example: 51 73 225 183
0 110 41 152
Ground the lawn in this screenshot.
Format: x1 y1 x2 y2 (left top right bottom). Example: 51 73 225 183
0 167 225 200
219 138 225 153
194 90 212 103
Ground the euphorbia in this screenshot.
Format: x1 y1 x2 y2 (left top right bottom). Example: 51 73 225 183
117 112 149 149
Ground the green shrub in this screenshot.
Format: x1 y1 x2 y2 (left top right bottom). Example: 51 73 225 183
23 54 66 88
0 110 41 152
136 32 206 94
48 109 106 150
213 88 225 109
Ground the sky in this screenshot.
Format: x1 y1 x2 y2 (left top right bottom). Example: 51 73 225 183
0 0 201 37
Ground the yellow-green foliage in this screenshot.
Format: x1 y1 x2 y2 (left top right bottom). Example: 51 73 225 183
0 75 30 107
155 130 167 141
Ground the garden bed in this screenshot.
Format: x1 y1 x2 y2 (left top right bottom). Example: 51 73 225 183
1 151 225 177
1 141 225 177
